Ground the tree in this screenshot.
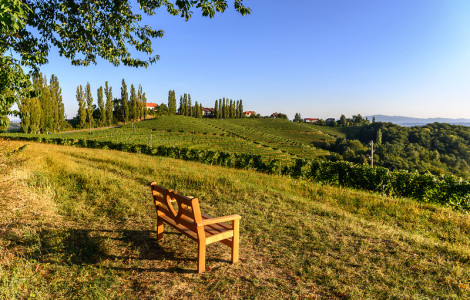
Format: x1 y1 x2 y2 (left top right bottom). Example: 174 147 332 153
129 84 137 121
105 82 113 125
142 92 148 120
0 114 9 132
168 90 176 115
294 113 302 123
85 83 93 130
50 75 65 131
238 100 243 118
76 85 86 128
97 86 105 126
214 100 218 119
188 94 192 117
1 1 251 126
29 97 41 133
376 129 383 146
121 79 129 123
340 114 347 127
155 103 169 116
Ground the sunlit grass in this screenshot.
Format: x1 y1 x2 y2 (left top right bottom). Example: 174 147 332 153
1 141 469 299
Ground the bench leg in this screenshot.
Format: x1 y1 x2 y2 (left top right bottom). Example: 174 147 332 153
197 242 206 273
157 216 164 240
231 219 240 263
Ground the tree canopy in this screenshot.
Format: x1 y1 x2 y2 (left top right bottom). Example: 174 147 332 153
0 0 251 126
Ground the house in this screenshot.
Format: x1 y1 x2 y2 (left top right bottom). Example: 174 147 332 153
304 118 319 123
202 107 215 117
244 111 256 117
270 112 280 118
146 103 158 110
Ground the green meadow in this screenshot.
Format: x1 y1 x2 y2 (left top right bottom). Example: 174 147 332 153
1 140 469 299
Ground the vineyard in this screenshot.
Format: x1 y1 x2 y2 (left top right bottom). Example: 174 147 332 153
3 116 470 211
3 116 333 163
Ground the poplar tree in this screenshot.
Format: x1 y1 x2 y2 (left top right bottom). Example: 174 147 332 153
182 94 188 116
199 103 203 118
188 94 193 117
50 75 59 131
51 75 65 131
214 100 218 118
142 92 148 119
168 90 176 115
230 99 234 118
18 97 31 133
97 86 105 126
121 79 129 123
129 84 137 121
137 85 144 120
179 96 184 115
85 82 94 129
218 99 222 119
77 85 86 128
239 99 243 118
29 97 42 134
105 81 113 125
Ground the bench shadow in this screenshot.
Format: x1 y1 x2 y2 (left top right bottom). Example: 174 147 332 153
3 227 228 274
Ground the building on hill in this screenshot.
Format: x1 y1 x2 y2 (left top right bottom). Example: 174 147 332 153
304 118 319 123
202 107 215 117
244 111 256 117
270 112 280 118
146 103 158 110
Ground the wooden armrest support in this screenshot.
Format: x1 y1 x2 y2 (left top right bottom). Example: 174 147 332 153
199 214 241 226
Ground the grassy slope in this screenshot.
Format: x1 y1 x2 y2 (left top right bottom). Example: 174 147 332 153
1 141 470 299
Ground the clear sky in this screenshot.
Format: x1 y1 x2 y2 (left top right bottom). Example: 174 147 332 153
20 0 470 120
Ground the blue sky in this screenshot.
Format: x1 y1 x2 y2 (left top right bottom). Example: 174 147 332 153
21 0 470 120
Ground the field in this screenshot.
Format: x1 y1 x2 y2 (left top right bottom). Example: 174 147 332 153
1 140 470 299
2 116 333 163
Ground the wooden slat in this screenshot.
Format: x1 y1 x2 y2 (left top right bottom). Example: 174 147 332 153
200 214 241 226
201 212 232 230
158 206 197 232
158 214 199 242
205 230 234 245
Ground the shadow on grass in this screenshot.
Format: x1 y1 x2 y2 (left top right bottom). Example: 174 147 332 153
3 227 219 274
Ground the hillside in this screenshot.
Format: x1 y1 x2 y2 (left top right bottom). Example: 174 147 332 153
1 141 469 299
3 116 334 163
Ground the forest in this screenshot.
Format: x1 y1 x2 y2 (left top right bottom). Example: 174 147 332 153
313 121 470 178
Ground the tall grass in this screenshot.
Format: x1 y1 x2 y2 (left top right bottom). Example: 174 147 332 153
1 141 469 299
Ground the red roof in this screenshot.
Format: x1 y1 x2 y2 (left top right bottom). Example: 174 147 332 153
304 118 319 121
146 103 158 108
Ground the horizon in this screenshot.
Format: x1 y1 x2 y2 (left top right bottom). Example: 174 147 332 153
9 0 470 121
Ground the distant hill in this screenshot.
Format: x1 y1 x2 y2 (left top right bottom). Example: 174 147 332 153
366 115 470 126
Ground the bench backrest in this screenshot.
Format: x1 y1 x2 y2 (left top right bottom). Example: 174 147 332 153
150 182 203 230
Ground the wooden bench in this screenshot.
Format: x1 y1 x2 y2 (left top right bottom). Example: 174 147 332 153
150 182 241 273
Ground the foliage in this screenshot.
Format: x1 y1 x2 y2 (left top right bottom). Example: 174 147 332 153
1 0 251 125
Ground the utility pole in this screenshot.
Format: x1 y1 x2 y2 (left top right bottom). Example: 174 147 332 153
369 140 374 167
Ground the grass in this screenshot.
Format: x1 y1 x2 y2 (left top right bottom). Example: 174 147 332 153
1 140 470 299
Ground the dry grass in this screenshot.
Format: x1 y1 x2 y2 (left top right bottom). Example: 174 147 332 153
1 141 469 299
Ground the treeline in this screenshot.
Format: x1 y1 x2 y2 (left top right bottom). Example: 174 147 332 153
75 79 147 128
17 73 67 133
314 122 470 178
6 135 470 211
154 91 245 119
213 98 243 119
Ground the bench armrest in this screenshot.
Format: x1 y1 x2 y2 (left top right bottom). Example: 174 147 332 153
199 214 241 226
